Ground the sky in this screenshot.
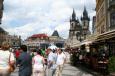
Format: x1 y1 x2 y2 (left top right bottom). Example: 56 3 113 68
1 0 96 40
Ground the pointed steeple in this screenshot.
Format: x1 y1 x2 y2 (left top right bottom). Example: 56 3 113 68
72 9 76 21
81 6 90 21
83 6 88 17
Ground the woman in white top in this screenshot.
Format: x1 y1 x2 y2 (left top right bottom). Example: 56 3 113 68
55 48 66 76
32 50 45 76
0 41 15 76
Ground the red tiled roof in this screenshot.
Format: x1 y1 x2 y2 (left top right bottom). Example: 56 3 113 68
31 34 48 38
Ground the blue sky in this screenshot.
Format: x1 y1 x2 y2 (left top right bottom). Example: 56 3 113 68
1 0 96 40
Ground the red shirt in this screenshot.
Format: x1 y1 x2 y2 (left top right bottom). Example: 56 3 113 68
15 50 20 58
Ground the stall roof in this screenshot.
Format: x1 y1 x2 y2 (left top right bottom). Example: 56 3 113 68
81 41 93 45
80 34 99 45
96 29 115 41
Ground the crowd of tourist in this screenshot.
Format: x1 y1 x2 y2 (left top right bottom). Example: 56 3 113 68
0 41 67 76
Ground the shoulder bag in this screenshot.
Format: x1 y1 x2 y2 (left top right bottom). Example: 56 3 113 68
8 52 15 72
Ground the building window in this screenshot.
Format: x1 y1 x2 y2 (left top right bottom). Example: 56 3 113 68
110 12 115 26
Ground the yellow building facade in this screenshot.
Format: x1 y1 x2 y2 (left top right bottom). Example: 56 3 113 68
96 0 115 34
96 0 108 34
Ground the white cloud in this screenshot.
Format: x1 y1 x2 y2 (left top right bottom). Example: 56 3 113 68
2 0 96 40
55 22 70 39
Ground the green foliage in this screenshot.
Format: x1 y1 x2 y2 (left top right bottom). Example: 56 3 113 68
108 56 115 72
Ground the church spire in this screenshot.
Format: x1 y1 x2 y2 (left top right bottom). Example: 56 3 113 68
81 6 90 21
83 6 88 17
72 9 76 21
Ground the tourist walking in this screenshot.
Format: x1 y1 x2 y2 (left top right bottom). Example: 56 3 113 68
32 50 45 76
47 48 57 76
0 41 15 76
55 48 66 76
17 45 32 76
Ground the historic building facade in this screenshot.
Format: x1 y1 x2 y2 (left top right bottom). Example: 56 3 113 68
0 0 3 24
81 7 90 38
69 8 90 42
49 30 65 48
96 0 107 34
0 0 21 47
0 27 8 45
108 0 115 30
0 27 21 48
24 33 50 50
92 16 96 34
0 0 8 45
94 0 115 56
69 9 81 40
6 35 21 48
24 30 65 50
95 0 115 34
65 8 90 48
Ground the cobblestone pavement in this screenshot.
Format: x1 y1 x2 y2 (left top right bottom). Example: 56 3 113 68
10 67 18 76
62 64 93 76
11 64 93 76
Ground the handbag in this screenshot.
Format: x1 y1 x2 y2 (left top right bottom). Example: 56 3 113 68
9 65 15 72
8 52 15 72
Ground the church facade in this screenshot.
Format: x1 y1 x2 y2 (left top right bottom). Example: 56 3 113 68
69 7 90 42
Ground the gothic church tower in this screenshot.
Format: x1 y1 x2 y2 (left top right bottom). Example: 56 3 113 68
81 7 90 39
69 9 81 39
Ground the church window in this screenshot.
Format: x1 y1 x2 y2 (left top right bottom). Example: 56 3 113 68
71 23 74 28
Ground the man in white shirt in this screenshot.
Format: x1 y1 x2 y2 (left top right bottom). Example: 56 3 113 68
55 48 66 76
47 48 57 76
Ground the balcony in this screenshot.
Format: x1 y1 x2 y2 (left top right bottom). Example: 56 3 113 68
108 0 115 10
